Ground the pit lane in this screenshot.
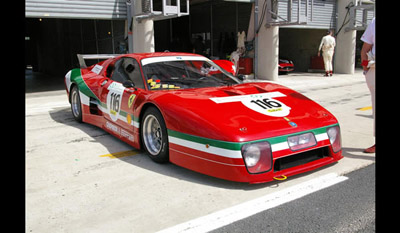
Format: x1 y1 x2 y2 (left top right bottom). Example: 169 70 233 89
26 70 375 233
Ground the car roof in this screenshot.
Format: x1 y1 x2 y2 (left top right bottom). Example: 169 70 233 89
121 52 204 61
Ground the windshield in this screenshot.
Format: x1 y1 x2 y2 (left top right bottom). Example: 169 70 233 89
141 59 240 90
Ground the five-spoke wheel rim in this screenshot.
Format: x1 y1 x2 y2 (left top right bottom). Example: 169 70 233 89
143 115 163 156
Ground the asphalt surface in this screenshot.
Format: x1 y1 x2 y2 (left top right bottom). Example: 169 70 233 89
212 164 375 233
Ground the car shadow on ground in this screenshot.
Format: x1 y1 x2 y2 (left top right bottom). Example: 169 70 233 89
342 147 375 161
49 106 343 190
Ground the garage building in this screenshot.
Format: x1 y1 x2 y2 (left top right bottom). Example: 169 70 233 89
25 0 374 88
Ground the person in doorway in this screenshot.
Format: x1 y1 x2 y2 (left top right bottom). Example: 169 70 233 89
360 17 375 153
318 30 336 77
192 36 206 56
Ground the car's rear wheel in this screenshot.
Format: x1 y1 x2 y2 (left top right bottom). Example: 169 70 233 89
141 107 169 163
70 85 83 122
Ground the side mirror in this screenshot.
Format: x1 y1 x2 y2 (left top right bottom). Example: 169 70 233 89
237 74 245 81
123 80 135 88
125 64 135 73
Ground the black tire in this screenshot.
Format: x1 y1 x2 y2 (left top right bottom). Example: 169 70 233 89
141 107 169 163
70 85 83 123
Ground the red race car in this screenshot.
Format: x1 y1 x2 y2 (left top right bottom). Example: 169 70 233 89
279 58 295 74
65 52 342 183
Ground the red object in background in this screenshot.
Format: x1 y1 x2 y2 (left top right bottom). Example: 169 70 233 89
310 56 325 70
212 60 236 76
278 58 294 73
238 57 253 75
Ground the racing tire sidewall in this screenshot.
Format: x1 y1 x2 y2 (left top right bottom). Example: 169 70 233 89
70 85 83 123
141 107 169 163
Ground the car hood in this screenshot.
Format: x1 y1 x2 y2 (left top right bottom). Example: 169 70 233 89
153 82 338 142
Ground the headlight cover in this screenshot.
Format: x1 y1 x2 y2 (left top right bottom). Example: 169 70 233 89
327 125 341 153
287 132 317 151
241 141 272 174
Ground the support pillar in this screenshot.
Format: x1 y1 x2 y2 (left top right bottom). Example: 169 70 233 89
334 0 357 74
249 0 279 81
130 0 155 53
133 18 155 53
257 25 279 80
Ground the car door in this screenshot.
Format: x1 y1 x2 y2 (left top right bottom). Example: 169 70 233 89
100 57 144 144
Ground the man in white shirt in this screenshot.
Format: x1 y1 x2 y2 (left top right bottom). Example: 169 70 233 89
318 30 336 77
360 17 375 153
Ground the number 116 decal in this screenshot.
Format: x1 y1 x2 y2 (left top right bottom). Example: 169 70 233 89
210 92 291 117
107 82 125 122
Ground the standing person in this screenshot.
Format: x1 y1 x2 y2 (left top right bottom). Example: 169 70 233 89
360 17 375 153
192 36 206 57
318 30 336 77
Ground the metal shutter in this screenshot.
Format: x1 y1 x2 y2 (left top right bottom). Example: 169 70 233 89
277 0 337 29
25 0 127 19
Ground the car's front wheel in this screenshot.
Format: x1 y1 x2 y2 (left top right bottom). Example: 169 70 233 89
141 106 169 163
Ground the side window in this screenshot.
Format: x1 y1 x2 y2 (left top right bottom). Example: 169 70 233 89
110 59 128 83
105 63 114 78
123 58 145 89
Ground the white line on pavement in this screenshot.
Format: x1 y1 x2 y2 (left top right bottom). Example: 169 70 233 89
157 173 349 233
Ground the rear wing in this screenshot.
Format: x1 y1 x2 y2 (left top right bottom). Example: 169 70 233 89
77 54 122 68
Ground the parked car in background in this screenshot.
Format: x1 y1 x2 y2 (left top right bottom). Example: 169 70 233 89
279 57 295 74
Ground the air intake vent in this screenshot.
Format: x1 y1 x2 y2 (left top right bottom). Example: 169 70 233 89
253 85 268 93
223 90 241 96
274 147 329 171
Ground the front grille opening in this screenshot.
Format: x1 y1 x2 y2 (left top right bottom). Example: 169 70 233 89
274 147 329 172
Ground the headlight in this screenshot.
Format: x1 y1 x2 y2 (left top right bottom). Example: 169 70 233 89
241 141 272 174
287 132 317 151
242 144 260 167
327 125 341 153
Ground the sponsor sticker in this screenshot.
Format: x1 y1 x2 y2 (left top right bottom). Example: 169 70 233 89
121 128 134 142
105 121 134 142
91 65 103 75
106 121 120 134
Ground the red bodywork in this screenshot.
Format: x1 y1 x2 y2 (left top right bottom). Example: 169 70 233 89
65 52 342 183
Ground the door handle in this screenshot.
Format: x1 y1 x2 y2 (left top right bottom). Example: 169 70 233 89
100 78 109 87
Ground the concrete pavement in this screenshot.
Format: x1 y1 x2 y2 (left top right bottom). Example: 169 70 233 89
26 69 375 233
